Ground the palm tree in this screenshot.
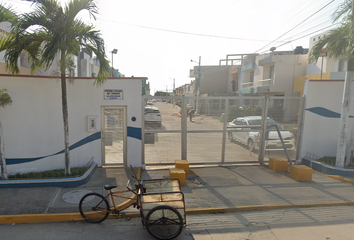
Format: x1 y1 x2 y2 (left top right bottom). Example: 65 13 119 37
0 0 111 175
0 3 16 180
309 0 354 168
0 3 15 23
0 88 12 180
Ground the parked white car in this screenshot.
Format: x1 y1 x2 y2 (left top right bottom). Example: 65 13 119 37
227 116 294 151
144 106 162 127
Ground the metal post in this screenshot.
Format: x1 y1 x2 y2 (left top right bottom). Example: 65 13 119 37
258 96 269 165
221 99 229 163
296 96 306 163
320 56 323 80
111 51 114 77
274 124 292 164
239 55 244 106
196 56 201 115
110 49 118 77
181 96 187 160
141 97 146 165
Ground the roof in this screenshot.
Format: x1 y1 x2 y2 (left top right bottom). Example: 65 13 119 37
144 106 159 110
239 116 271 120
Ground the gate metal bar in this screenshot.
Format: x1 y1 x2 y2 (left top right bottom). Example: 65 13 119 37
258 96 269 165
142 95 303 166
181 96 187 160
221 99 229 163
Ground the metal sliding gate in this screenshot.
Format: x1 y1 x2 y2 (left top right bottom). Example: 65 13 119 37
142 96 304 166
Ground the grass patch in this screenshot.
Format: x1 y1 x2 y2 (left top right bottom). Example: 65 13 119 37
317 156 354 169
6 166 89 180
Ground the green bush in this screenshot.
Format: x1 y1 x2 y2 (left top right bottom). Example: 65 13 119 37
221 104 285 123
268 105 285 122
5 167 89 180
225 104 262 121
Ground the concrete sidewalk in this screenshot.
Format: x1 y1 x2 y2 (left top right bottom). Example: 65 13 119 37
1 164 354 223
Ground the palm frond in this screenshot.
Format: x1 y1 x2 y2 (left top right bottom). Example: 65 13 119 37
2 0 110 81
310 1 354 64
71 20 110 83
333 0 352 22
65 0 97 21
0 3 16 23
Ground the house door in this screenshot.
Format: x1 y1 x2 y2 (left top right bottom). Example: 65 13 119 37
102 106 126 165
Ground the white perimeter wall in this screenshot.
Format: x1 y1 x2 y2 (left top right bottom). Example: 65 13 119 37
0 75 143 174
300 80 354 159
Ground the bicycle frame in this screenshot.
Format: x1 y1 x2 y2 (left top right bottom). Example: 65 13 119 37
96 176 144 215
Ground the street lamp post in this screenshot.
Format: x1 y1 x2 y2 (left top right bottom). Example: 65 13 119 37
110 49 118 77
191 56 201 115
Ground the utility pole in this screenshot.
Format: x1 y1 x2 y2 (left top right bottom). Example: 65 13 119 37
110 49 118 77
191 56 201 114
196 56 201 115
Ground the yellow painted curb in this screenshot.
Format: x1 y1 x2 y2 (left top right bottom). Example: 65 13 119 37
0 213 84 224
3 201 354 224
185 201 354 214
326 175 354 184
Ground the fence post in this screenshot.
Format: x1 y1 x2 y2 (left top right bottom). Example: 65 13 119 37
258 96 270 165
181 96 187 160
296 96 306 163
221 99 229 163
141 96 146 165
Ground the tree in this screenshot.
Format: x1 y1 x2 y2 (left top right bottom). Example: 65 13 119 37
0 3 16 180
154 91 170 96
0 89 12 180
309 0 354 168
0 0 111 175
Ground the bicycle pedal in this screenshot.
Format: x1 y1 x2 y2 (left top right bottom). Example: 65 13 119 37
120 212 126 217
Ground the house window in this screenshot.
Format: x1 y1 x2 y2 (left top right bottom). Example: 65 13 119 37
90 64 94 76
273 95 284 107
339 58 347 72
250 71 254 83
231 79 236 92
269 65 275 79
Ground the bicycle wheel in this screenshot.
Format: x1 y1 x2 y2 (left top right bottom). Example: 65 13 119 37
145 205 183 240
79 192 110 223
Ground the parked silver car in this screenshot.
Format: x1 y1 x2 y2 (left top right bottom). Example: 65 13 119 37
144 106 162 127
227 116 294 151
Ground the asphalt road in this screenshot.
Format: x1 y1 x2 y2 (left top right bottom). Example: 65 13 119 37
2 206 354 240
144 102 295 165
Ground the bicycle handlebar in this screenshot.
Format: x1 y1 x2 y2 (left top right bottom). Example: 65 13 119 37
126 175 144 195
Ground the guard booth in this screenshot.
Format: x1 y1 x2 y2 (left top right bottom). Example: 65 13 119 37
0 75 144 176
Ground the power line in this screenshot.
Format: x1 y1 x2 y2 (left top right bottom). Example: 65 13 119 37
260 23 336 54
95 17 287 43
255 0 335 53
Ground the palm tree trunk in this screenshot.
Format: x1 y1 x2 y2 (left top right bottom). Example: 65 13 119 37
0 119 8 180
345 119 354 166
60 50 70 176
336 58 354 168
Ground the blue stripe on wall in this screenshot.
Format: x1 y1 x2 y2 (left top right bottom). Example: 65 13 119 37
306 107 354 118
127 126 142 140
6 132 101 165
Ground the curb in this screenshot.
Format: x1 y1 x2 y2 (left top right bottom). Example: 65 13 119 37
2 201 354 225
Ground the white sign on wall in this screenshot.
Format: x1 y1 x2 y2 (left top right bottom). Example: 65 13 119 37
104 89 123 100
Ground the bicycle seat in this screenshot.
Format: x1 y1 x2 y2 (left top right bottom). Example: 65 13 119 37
104 185 117 190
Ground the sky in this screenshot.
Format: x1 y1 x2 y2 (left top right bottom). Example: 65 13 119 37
6 0 344 94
